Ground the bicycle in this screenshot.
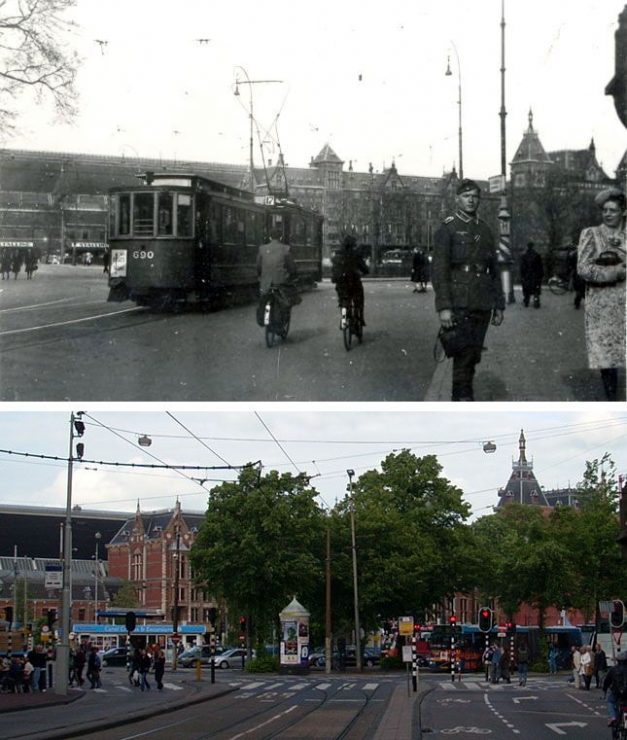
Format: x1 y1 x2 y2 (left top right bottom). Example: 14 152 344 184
262 285 291 348
340 296 363 351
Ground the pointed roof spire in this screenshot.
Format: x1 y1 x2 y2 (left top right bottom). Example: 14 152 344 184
519 429 527 464
589 137 596 152
528 108 534 132
136 499 141 514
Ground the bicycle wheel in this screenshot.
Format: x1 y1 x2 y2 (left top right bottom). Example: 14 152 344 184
354 306 363 343
265 324 277 347
343 308 353 351
548 278 567 295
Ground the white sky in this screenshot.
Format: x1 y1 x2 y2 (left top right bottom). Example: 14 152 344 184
2 0 625 180
1 408 626 521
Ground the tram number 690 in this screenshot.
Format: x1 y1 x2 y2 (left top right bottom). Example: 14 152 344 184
132 250 154 260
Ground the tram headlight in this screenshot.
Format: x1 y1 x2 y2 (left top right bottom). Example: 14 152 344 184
110 249 127 278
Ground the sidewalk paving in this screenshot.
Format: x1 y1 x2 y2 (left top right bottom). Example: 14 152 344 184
424 285 625 402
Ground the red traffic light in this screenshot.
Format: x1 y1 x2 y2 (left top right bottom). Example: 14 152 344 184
478 607 493 633
449 614 458 625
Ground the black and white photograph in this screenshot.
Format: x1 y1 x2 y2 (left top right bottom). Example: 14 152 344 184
0 0 625 401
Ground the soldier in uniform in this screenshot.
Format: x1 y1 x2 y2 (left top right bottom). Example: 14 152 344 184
432 179 505 401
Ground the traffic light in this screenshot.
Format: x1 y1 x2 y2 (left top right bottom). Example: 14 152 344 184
478 607 493 633
448 614 458 629
125 610 137 633
47 608 57 629
208 607 217 628
239 616 247 632
610 600 625 628
4 606 13 624
506 620 517 637
413 623 422 635
75 442 85 459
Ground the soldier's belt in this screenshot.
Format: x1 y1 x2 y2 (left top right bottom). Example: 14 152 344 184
452 264 490 274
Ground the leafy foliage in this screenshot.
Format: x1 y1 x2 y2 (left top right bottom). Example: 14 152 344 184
190 466 327 648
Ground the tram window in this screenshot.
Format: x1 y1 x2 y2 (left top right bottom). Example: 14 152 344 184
223 206 237 243
157 192 173 235
293 216 306 245
119 194 131 236
208 201 221 243
177 193 192 237
133 193 155 236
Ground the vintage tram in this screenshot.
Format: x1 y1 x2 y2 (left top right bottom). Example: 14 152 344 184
107 172 323 308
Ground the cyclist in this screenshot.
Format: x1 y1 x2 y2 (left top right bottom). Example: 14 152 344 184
332 234 369 325
256 227 298 328
603 650 627 729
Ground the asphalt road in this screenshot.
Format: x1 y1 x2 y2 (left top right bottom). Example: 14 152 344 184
0 263 613 402
419 674 608 738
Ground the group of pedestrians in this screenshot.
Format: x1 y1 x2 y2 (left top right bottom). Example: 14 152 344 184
0 644 50 693
128 646 166 691
483 642 513 684
570 643 609 690
0 247 38 279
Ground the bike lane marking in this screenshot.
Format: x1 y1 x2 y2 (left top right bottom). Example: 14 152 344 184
483 691 521 734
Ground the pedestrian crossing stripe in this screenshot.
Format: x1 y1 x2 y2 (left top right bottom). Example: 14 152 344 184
315 683 332 690
363 683 378 691
116 686 134 692
162 683 183 691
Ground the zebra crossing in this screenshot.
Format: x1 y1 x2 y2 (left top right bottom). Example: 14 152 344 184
434 678 569 692
231 678 383 700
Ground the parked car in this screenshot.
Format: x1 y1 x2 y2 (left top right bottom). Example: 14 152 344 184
178 645 225 667
307 647 326 667
380 249 410 266
101 646 129 667
215 647 249 669
314 647 381 668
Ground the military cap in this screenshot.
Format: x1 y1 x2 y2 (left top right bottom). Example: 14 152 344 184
594 187 625 208
456 178 481 195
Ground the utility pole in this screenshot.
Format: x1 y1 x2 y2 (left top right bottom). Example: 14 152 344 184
347 470 362 672
325 521 332 675
172 522 181 671
497 0 515 304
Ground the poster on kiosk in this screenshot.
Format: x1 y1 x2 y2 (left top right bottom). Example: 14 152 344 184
279 597 310 675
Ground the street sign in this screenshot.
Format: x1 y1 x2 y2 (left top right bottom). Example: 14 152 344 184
171 632 181 643
44 565 62 589
41 625 50 633
489 174 506 193
399 616 414 636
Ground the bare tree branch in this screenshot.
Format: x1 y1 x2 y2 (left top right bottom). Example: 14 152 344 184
0 0 79 134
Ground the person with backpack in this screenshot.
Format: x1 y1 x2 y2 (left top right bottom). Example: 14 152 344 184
603 651 627 728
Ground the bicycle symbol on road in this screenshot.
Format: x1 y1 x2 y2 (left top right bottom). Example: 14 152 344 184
441 728 492 735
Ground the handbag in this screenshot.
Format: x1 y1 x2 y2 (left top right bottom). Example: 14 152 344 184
436 323 471 359
594 250 623 267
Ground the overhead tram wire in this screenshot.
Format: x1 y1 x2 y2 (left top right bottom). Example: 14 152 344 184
165 411 232 466
86 416 627 448
254 411 301 475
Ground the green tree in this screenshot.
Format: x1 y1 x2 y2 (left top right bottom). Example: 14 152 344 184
329 451 473 636
190 466 327 653
0 0 79 132
109 580 139 609
551 455 627 621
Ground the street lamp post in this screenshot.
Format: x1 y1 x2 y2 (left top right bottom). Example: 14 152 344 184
233 66 283 192
56 411 85 696
171 525 181 671
94 532 101 624
445 43 463 180
346 469 362 672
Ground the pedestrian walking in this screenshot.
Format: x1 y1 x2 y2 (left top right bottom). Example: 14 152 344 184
432 178 505 401
594 643 608 688
566 246 586 309
153 647 165 690
482 643 494 682
579 645 593 690
520 241 544 308
490 643 502 684
411 248 428 292
571 645 581 687
139 648 152 691
517 643 529 686
87 646 102 689
576 187 626 401
548 643 558 675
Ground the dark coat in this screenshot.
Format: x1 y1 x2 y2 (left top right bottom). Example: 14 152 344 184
432 211 505 313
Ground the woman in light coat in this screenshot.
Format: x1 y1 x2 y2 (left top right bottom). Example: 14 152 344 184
577 188 626 401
